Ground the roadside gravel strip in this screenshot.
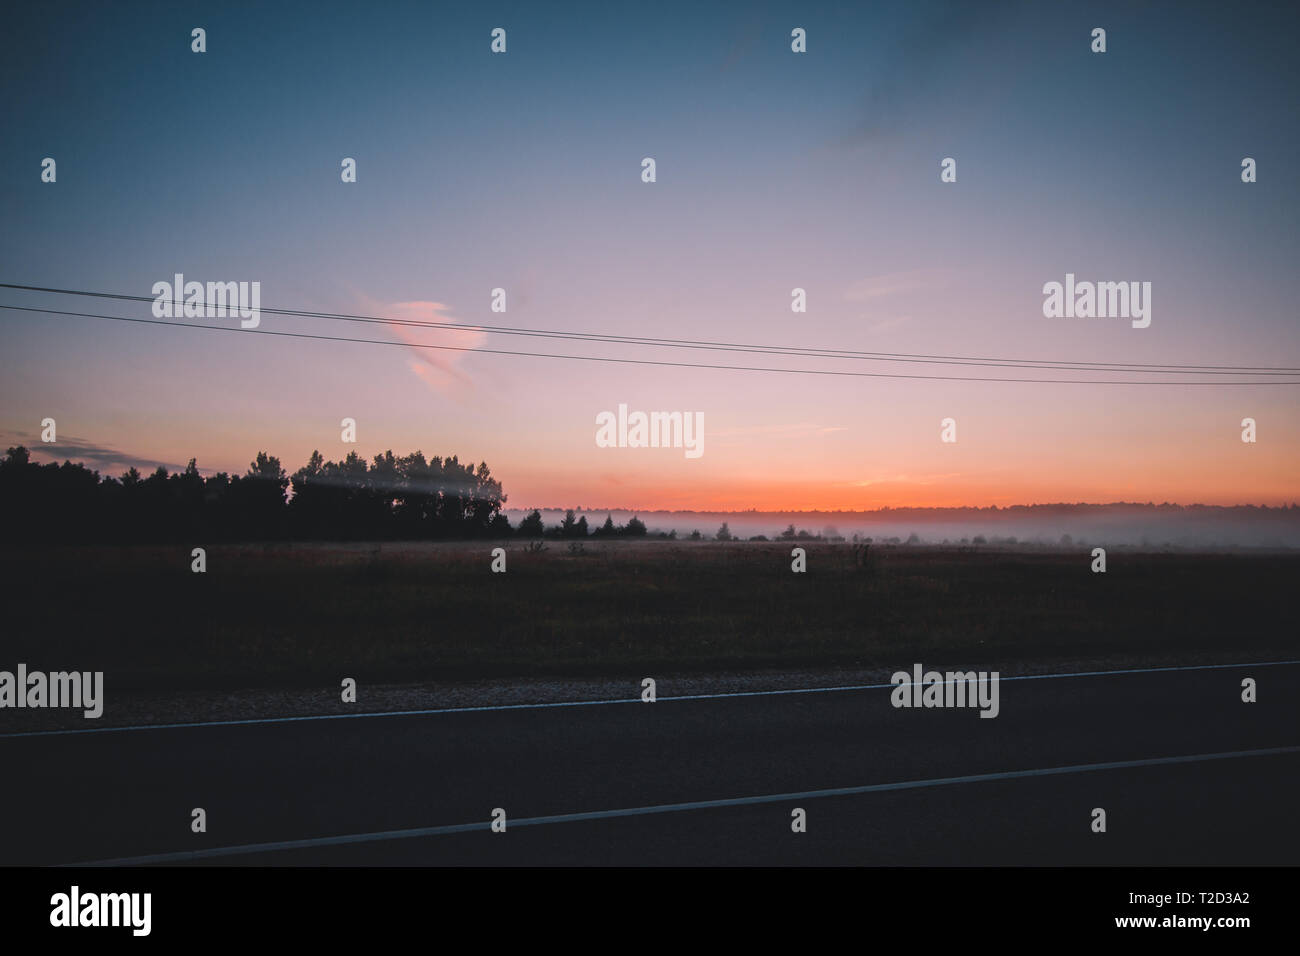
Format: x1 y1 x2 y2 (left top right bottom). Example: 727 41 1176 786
2 652 1294 735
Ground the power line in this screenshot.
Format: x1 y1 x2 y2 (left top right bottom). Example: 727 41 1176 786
2 282 1296 375
4 302 1297 386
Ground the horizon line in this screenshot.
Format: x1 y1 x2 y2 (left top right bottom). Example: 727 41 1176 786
508 501 1300 514
10 446 1297 515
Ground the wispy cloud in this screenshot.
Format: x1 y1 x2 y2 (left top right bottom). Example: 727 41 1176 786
2 431 187 476
843 268 956 302
835 1 1021 148
343 292 488 396
382 300 487 395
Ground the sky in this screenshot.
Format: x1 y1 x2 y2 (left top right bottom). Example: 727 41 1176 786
2 0 1298 511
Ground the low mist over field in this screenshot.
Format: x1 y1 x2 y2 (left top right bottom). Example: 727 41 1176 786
507 503 1300 550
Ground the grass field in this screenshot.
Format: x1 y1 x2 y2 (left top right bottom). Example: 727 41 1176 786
2 540 1294 691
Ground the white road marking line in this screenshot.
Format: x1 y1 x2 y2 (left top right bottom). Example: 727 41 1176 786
65 744 1300 866
4 658 1298 740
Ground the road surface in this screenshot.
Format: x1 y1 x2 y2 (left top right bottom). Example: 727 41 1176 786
2 662 1297 865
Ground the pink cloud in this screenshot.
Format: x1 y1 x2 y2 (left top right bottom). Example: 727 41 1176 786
355 295 488 395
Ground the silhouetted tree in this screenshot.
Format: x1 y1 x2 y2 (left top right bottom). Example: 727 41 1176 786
230 452 288 539
517 510 545 538
0 444 512 544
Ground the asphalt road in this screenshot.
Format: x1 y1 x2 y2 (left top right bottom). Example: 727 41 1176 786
2 662 1297 865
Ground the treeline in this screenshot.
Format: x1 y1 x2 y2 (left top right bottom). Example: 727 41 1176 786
0 446 485 543
520 510 647 539
0 445 658 544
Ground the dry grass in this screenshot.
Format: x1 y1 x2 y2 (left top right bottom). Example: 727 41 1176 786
2 540 1294 690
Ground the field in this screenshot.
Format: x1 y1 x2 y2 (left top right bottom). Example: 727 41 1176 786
2 540 1294 692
